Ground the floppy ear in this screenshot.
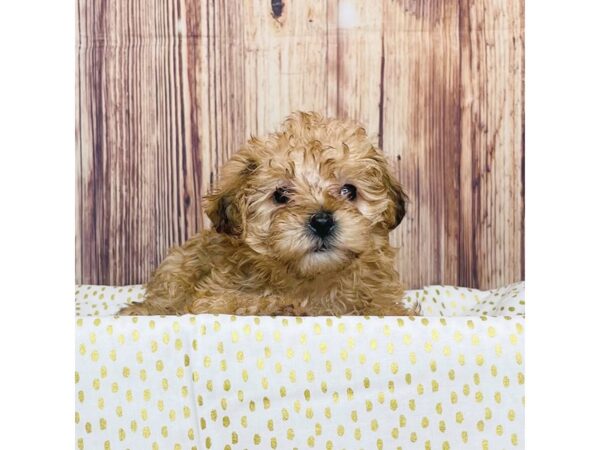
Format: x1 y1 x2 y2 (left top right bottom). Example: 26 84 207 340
203 152 258 236
204 189 244 236
383 174 408 230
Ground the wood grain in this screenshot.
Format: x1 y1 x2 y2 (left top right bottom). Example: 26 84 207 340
382 0 462 289
76 0 524 289
458 0 525 288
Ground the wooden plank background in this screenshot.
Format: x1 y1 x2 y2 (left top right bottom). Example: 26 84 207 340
76 0 524 290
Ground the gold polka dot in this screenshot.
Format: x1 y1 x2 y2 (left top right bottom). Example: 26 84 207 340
440 420 447 432
399 415 407 427
511 433 519 446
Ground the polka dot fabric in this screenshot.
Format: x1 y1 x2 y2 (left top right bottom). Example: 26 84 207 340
75 282 524 449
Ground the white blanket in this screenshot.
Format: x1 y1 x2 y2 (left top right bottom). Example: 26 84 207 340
76 282 524 449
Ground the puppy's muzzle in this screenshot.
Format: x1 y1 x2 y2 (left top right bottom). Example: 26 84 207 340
308 211 335 238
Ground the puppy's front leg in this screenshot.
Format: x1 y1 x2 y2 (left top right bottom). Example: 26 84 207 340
362 302 420 317
118 303 150 315
187 291 297 316
118 294 185 315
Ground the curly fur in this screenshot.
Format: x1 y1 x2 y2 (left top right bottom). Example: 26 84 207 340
119 112 417 316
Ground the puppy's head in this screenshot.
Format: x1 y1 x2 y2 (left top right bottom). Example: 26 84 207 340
205 111 407 276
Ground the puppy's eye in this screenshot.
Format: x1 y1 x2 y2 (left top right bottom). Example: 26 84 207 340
273 188 290 204
340 184 357 201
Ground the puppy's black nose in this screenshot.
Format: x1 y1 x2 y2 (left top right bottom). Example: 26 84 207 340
309 211 335 238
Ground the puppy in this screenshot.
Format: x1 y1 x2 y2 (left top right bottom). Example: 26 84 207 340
120 112 416 316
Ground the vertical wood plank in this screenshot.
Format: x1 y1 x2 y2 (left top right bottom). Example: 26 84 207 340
242 0 329 136
76 0 205 284
325 0 383 134
458 0 524 288
382 0 462 289
183 0 248 227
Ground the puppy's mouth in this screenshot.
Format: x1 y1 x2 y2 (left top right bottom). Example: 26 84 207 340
313 238 337 253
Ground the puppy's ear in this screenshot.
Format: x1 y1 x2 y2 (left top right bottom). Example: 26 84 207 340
383 174 408 230
204 190 243 236
204 152 258 236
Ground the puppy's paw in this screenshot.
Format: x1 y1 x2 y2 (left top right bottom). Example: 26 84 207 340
363 301 419 317
118 303 150 316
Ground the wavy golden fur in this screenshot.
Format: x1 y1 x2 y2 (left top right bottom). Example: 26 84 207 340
119 112 417 316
